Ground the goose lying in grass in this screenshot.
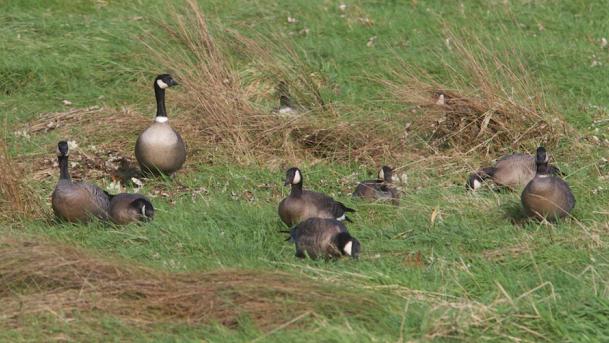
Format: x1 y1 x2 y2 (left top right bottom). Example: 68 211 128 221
288 218 360 260
108 193 154 225
353 166 400 205
467 151 562 191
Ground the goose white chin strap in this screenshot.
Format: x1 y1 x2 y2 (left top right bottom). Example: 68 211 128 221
156 79 169 89
343 241 353 256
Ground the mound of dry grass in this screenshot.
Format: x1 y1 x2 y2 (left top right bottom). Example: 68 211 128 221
0 133 42 222
383 29 569 157
0 234 376 330
141 0 403 165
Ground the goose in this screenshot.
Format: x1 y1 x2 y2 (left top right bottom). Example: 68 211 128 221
289 218 360 259
108 193 154 225
467 152 562 191
51 141 111 222
135 74 186 176
521 147 575 220
278 167 355 226
352 166 400 205
273 81 303 116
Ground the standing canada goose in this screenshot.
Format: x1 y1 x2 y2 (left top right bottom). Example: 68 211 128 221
467 152 562 191
135 74 186 176
51 141 111 222
352 166 400 205
278 167 355 226
289 218 360 259
108 193 154 225
521 147 575 220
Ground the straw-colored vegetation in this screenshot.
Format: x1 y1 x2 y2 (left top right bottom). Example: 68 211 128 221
2 0 609 341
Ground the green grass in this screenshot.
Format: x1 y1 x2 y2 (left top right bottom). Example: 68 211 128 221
3 0 609 341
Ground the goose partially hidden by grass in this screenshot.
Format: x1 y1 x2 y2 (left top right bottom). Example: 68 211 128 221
467 151 562 191
278 167 355 226
108 193 154 225
521 147 575 221
288 218 360 259
51 141 111 222
272 81 306 116
352 166 400 205
135 74 186 176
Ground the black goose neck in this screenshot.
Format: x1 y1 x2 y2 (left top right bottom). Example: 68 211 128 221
154 84 167 117
58 155 70 181
290 182 303 196
280 95 291 108
536 162 549 175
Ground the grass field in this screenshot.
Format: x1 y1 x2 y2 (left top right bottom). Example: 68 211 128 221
3 0 609 341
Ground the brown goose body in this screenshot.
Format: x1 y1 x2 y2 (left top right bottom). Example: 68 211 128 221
289 218 359 259
521 147 575 221
278 190 352 226
353 166 400 205
467 153 562 190
135 122 186 175
109 193 154 225
51 141 110 222
278 167 355 226
353 181 399 204
521 175 575 220
52 180 111 222
491 153 536 189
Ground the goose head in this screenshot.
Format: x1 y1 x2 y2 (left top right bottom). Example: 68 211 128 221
378 166 394 183
154 74 178 90
131 197 155 222
336 232 360 259
284 167 303 186
57 140 69 157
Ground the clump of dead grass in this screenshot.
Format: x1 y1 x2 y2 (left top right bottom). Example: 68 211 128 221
0 133 42 222
141 0 403 165
0 234 377 330
383 29 569 157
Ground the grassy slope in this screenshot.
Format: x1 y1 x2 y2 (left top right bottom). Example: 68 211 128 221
3 0 609 341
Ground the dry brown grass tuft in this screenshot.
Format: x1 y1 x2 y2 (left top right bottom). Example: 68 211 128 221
0 133 43 222
383 29 569 157
0 234 375 330
141 0 402 165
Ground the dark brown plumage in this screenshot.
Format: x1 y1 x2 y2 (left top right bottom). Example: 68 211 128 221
289 218 360 259
521 147 575 220
109 193 154 225
352 166 400 205
278 167 355 226
51 141 110 222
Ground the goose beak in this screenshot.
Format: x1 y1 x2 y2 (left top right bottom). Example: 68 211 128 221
284 179 290 186
169 79 179 87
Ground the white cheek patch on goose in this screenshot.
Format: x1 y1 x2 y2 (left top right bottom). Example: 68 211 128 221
141 205 147 217
155 116 169 123
378 168 385 180
156 79 169 89
473 179 482 190
292 170 301 184
336 214 346 221
343 241 353 256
